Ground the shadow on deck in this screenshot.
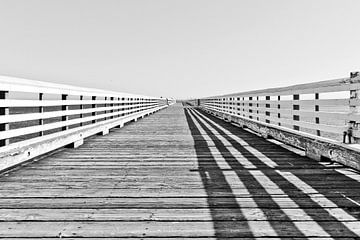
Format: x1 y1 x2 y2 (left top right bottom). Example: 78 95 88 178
184 105 360 238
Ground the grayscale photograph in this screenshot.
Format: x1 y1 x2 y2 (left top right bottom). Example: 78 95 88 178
0 0 360 238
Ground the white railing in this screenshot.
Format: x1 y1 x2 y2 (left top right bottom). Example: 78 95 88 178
0 76 175 170
195 72 360 170
198 72 360 143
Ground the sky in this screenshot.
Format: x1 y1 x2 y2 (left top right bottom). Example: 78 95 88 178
0 0 359 99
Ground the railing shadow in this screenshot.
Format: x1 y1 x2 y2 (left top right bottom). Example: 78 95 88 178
184 106 360 238
184 106 255 238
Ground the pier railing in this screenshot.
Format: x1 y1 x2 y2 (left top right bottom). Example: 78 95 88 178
0 76 175 171
195 72 360 170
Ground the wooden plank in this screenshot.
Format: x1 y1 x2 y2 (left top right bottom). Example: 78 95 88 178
0 196 359 209
1 221 360 238
1 188 360 198
0 239 338 240
0 208 359 221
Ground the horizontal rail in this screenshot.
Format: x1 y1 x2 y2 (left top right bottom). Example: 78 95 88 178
0 103 157 124
212 77 360 97
0 104 158 140
210 99 350 106
0 76 155 98
0 76 175 171
0 99 158 107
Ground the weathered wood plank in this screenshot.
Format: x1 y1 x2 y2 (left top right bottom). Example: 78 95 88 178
0 239 341 240
1 221 360 238
1 208 359 221
1 188 360 198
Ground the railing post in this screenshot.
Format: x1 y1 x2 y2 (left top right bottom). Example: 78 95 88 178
277 96 281 126
121 97 125 117
104 97 108 121
236 97 240 116
110 97 114 119
117 97 120 118
39 93 44 136
115 97 123 128
0 91 9 147
256 96 259 121
61 94 69 131
315 93 320 136
125 98 128 116
249 97 253 119
242 97 245 117
293 94 300 130
346 71 360 143
265 96 270 123
80 95 83 127
92 96 97 124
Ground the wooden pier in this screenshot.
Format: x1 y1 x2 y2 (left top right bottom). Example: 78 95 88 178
0 103 360 238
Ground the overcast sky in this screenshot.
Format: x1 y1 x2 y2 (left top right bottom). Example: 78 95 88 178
0 0 359 99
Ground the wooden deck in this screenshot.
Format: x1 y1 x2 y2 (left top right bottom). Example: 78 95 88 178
0 103 360 238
